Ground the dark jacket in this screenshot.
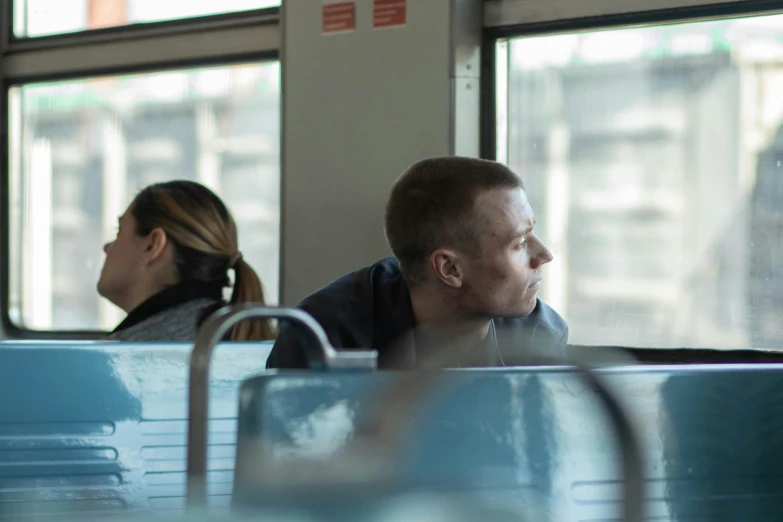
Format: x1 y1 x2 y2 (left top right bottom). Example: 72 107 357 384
266 258 569 369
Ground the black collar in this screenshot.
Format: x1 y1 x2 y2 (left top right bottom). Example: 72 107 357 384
111 281 224 334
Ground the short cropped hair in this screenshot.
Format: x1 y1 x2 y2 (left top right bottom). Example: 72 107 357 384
384 156 525 285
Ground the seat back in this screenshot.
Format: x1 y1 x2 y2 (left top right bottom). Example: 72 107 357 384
182 306 642 520
0 340 272 518
231 364 783 522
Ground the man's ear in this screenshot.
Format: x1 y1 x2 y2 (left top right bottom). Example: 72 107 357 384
141 228 169 266
430 249 463 288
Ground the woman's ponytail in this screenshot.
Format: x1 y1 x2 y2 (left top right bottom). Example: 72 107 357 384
230 256 276 341
131 181 277 341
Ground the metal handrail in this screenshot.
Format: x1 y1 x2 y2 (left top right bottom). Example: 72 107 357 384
185 304 377 507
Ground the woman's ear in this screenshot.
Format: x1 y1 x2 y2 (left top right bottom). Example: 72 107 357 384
141 228 169 266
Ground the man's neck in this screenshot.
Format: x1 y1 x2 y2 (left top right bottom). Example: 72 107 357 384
408 285 491 344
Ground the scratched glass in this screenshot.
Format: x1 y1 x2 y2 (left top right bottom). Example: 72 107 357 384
499 13 783 349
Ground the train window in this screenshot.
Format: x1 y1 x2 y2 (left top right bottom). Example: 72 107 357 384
498 13 783 350
7 62 281 331
13 0 281 38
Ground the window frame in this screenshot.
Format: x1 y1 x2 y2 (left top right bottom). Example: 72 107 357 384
4 0 279 46
480 0 783 358
0 0 281 339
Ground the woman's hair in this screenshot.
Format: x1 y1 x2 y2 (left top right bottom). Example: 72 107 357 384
131 180 275 341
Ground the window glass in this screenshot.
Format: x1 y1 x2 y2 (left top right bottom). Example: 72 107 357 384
13 0 280 38
501 13 783 349
8 62 280 331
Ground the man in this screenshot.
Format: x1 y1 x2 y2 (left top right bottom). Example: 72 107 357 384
266 156 568 369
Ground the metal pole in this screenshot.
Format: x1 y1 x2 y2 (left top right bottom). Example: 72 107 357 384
186 304 377 508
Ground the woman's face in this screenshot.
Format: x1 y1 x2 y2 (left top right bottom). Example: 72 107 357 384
97 204 149 312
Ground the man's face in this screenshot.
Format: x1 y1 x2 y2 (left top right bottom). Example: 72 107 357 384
459 187 553 317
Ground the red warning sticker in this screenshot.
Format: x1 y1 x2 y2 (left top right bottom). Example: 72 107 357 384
323 1 355 34
373 0 406 29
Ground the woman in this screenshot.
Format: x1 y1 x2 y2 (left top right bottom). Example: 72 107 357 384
98 180 275 342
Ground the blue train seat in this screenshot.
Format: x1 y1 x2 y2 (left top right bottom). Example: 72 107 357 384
186 306 643 521
229 365 783 522
182 307 783 521
0 339 273 518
